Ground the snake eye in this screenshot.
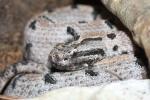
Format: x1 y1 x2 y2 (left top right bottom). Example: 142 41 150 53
64 58 68 60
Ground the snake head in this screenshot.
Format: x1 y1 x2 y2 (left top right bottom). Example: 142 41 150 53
48 43 77 71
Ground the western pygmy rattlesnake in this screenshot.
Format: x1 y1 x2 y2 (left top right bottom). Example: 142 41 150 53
0 5 147 98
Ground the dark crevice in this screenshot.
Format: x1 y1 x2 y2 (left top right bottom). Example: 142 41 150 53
134 46 149 78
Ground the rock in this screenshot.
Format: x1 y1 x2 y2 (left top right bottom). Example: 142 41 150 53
16 80 150 100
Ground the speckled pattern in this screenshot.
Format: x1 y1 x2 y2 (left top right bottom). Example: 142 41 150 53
3 54 147 98
49 30 133 71
24 5 95 64
0 5 147 98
